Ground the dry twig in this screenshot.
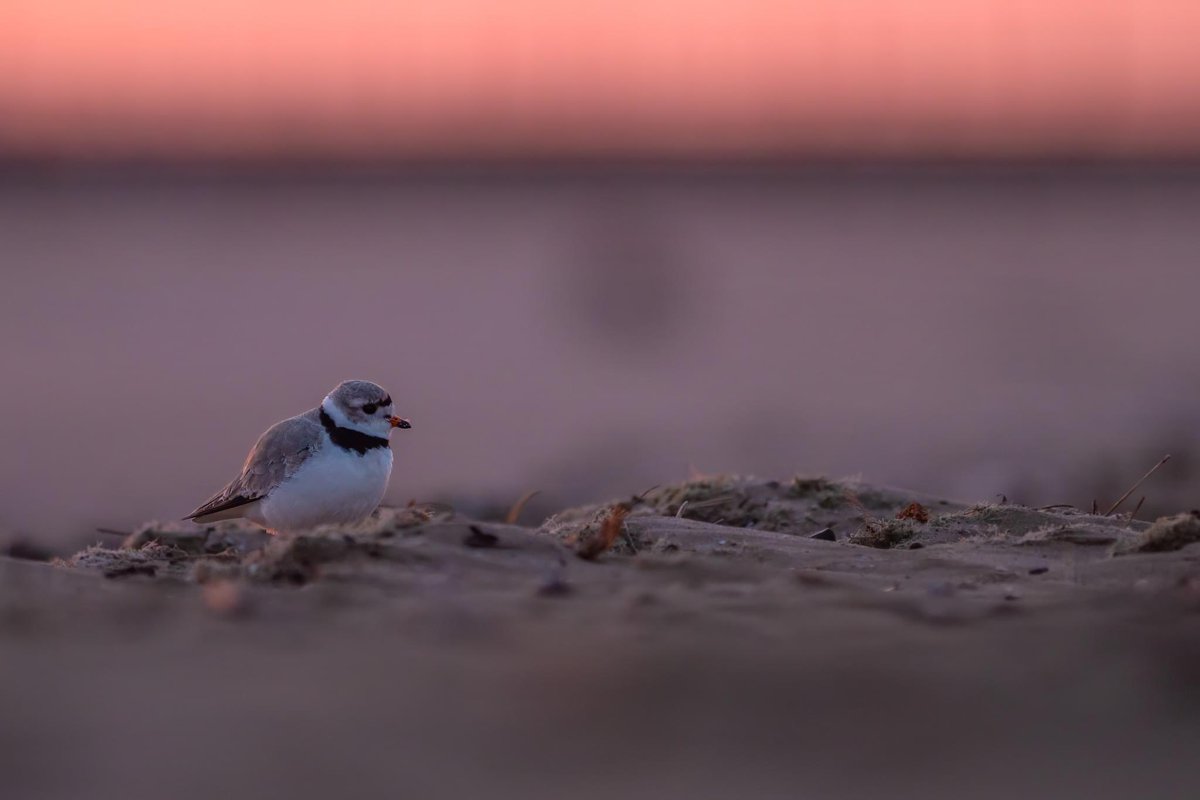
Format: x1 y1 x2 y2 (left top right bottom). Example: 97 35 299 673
1105 455 1171 516
505 490 541 525
1129 496 1147 521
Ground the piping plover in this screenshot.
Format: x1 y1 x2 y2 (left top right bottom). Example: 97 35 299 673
185 380 411 534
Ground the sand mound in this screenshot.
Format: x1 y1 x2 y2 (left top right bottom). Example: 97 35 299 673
11 475 1200 800
53 476 1188 610
1112 510 1200 554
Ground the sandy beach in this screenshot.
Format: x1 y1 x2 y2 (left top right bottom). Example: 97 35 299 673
6 5 1200 797
4 475 1198 800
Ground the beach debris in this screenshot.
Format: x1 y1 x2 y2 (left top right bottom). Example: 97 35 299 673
542 476 954 549
792 476 856 511
464 525 499 549
505 490 541 525
896 502 930 523
58 541 189 578
576 505 628 560
1104 454 1171 516
120 520 270 557
809 528 837 542
1129 496 1147 520
849 519 918 549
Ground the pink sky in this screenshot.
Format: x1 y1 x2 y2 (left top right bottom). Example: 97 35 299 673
2 0 1199 158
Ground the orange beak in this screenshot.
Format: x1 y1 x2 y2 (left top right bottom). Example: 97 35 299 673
389 416 412 430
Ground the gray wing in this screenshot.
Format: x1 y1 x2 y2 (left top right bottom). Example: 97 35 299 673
185 410 324 521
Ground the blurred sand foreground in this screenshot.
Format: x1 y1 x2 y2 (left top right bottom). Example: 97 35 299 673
3 476 1199 800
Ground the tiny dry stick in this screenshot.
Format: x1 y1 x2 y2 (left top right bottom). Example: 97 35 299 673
622 526 639 554
679 495 737 511
1129 496 1146 521
675 501 689 518
1105 455 1171 516
505 490 541 525
95 528 130 537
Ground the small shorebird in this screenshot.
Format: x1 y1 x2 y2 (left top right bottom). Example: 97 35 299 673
185 380 411 534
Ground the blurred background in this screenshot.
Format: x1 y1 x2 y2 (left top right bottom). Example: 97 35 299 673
3 0 1200 545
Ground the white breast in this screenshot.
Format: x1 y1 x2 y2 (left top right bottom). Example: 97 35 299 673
252 441 393 533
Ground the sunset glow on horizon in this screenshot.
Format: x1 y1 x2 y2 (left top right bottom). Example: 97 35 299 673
3 0 1200 159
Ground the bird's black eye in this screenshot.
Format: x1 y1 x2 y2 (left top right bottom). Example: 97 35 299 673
362 403 377 415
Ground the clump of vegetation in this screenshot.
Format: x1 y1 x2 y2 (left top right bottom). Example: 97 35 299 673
575 505 630 560
542 475 817 539
643 476 796 531
542 501 642 555
544 474 970 547
788 476 837 497
646 476 740 519
1113 511 1200 555
122 523 209 553
934 505 1062 537
848 519 919 549
58 541 197 579
788 476 846 509
120 519 271 558
896 502 930 523
758 505 797 531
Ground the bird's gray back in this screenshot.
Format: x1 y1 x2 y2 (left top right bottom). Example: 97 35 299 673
186 408 325 519
237 409 325 495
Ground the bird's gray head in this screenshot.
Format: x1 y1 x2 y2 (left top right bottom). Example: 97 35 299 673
322 380 412 438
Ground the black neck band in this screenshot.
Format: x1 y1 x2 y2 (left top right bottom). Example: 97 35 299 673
319 407 390 455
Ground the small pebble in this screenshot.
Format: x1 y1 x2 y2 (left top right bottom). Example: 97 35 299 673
2 539 55 562
202 580 249 617
463 526 499 549
1029 566 1049 575
536 577 572 598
